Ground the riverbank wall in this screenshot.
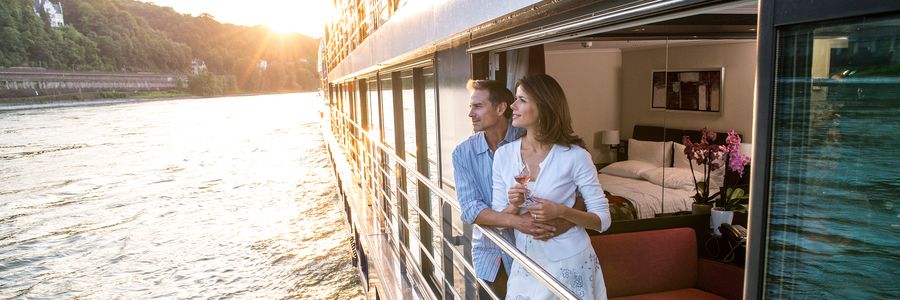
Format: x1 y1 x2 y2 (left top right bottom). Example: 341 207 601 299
0 68 185 98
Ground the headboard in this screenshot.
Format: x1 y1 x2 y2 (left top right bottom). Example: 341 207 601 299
632 125 737 145
627 125 749 185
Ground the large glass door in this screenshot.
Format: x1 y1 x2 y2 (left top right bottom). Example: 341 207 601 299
753 1 900 298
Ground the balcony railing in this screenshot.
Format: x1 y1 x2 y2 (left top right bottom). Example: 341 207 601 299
326 106 579 299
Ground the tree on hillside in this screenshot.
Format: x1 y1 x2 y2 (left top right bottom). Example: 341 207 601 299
109 0 321 91
0 0 104 69
0 0 320 92
61 0 190 72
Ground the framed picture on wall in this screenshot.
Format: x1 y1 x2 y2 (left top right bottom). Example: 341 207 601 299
651 68 723 112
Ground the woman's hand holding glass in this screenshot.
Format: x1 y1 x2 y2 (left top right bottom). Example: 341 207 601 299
507 183 529 208
511 163 537 207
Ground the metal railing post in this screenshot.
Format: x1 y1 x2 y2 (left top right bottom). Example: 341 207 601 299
441 202 455 299
462 223 475 299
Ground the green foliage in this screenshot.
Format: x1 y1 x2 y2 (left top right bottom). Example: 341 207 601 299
188 71 235 96
60 0 190 71
0 0 106 69
0 0 319 92
131 89 189 99
721 187 748 213
97 91 128 98
77 0 319 91
0 27 26 66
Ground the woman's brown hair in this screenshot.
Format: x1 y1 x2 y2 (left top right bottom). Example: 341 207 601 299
515 74 585 149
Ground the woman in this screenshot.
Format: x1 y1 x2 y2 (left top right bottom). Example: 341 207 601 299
491 74 611 299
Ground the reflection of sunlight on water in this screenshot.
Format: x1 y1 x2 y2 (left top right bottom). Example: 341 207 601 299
0 93 362 299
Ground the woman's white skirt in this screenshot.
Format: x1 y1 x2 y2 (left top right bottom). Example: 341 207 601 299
506 232 607 300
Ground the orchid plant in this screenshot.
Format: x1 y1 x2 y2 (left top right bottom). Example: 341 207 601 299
682 128 751 210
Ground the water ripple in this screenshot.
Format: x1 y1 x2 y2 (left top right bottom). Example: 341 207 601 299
0 93 362 299
0 144 90 160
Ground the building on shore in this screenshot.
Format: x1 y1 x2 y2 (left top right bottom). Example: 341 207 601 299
191 59 208 75
33 0 65 28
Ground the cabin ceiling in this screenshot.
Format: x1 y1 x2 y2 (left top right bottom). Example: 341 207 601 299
547 8 759 51
470 0 760 53
577 14 758 41
547 39 754 51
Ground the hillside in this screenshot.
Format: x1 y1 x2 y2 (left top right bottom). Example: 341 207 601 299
0 0 320 92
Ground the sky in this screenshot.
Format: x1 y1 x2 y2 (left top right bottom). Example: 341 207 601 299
139 0 336 38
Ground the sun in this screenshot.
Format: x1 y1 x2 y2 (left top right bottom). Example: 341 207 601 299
263 20 306 35
140 0 336 38
251 1 337 37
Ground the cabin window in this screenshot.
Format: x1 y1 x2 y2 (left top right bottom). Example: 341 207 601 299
364 77 382 211
342 83 351 147
399 69 424 267
401 69 418 195
357 79 369 132
379 73 399 235
357 78 374 200
418 65 440 288
423 66 440 185
380 73 398 197
349 81 361 167
380 74 396 150
368 77 381 142
423 66 441 243
766 12 900 298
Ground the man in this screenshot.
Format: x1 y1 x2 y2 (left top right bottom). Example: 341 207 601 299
452 79 579 298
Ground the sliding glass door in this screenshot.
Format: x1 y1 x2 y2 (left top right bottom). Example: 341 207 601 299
752 1 900 298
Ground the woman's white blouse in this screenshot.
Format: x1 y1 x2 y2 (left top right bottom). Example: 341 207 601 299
491 139 611 261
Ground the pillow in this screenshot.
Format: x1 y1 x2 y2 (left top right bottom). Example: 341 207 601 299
599 160 657 179
641 167 705 190
628 139 673 167
673 143 691 169
740 143 753 160
708 159 726 190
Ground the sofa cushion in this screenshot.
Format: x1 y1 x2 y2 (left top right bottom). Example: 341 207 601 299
591 228 699 297
697 258 745 300
611 288 727 300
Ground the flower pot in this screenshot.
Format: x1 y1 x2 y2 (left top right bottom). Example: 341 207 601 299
710 209 734 236
692 203 712 215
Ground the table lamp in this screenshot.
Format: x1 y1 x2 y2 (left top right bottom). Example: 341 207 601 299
600 130 620 150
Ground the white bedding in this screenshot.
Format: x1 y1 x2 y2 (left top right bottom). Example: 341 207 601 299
598 173 694 219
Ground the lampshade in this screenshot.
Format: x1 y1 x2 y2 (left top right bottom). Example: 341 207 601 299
601 130 620 145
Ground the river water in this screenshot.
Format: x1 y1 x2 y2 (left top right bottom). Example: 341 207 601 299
0 93 363 299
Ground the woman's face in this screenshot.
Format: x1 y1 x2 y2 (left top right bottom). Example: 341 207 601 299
512 86 539 130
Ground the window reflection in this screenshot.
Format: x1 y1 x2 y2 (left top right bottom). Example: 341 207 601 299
767 13 900 299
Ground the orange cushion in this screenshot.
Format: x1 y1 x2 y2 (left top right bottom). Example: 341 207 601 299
592 228 699 297
611 288 727 300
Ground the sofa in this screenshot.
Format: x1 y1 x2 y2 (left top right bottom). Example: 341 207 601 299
590 227 744 300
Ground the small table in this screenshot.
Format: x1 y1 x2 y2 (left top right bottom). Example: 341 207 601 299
703 234 746 266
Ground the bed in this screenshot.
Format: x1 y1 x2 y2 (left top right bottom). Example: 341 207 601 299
599 125 746 220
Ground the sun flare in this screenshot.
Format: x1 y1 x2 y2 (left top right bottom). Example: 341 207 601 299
141 0 337 37
250 2 337 36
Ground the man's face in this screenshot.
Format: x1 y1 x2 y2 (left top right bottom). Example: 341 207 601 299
468 89 504 132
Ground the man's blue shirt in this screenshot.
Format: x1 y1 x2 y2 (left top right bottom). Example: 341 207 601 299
451 125 523 281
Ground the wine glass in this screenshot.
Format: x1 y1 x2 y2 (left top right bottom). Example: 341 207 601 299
513 163 535 207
